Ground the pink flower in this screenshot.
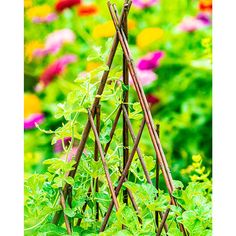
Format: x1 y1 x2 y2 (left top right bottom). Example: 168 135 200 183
137 51 165 71
34 29 76 57
177 13 211 32
54 137 72 153
24 113 45 130
61 147 77 162
130 68 157 87
32 13 57 23
38 54 77 88
133 0 159 9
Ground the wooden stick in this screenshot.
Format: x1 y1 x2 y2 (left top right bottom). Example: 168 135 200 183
94 105 101 221
76 186 92 226
88 108 119 211
100 118 146 232
156 208 170 236
122 0 129 206
155 124 160 228
60 189 72 235
118 167 142 224
122 105 168 233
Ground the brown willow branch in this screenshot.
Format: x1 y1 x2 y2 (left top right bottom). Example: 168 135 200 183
156 208 170 236
155 124 160 228
104 106 122 154
88 108 119 210
60 189 72 235
121 0 129 206
118 167 142 225
122 104 152 184
100 118 146 232
122 105 168 233
94 105 101 221
76 186 92 226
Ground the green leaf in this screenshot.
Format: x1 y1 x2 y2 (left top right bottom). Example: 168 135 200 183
173 180 184 189
38 223 67 235
122 83 129 92
64 176 75 186
64 206 76 217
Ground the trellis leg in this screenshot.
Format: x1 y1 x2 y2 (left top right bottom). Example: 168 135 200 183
122 105 168 233
156 208 170 236
126 186 142 224
118 167 142 224
52 1 132 225
100 118 146 232
122 0 129 206
68 185 73 228
88 108 119 211
76 186 92 226
94 105 101 221
60 189 72 235
122 104 152 183
155 124 160 229
104 106 122 154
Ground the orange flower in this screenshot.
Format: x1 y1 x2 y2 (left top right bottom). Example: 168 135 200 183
78 4 98 16
199 0 212 13
93 19 136 38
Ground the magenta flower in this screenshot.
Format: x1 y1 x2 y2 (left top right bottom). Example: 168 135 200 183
32 13 57 23
38 54 77 88
137 51 164 71
24 113 45 130
130 68 157 87
34 29 76 57
146 94 160 105
54 137 72 153
177 13 211 32
133 0 159 9
196 13 211 25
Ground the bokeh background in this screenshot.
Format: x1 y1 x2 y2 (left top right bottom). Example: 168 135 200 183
24 0 212 183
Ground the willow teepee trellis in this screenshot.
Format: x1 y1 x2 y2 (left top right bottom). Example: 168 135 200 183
52 1 187 235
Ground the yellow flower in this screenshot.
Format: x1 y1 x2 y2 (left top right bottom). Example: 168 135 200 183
25 41 44 61
181 165 194 175
201 37 211 47
86 62 101 72
24 152 42 173
24 93 42 118
92 19 136 38
24 0 32 8
26 5 52 20
192 154 202 163
190 175 199 182
137 27 164 48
